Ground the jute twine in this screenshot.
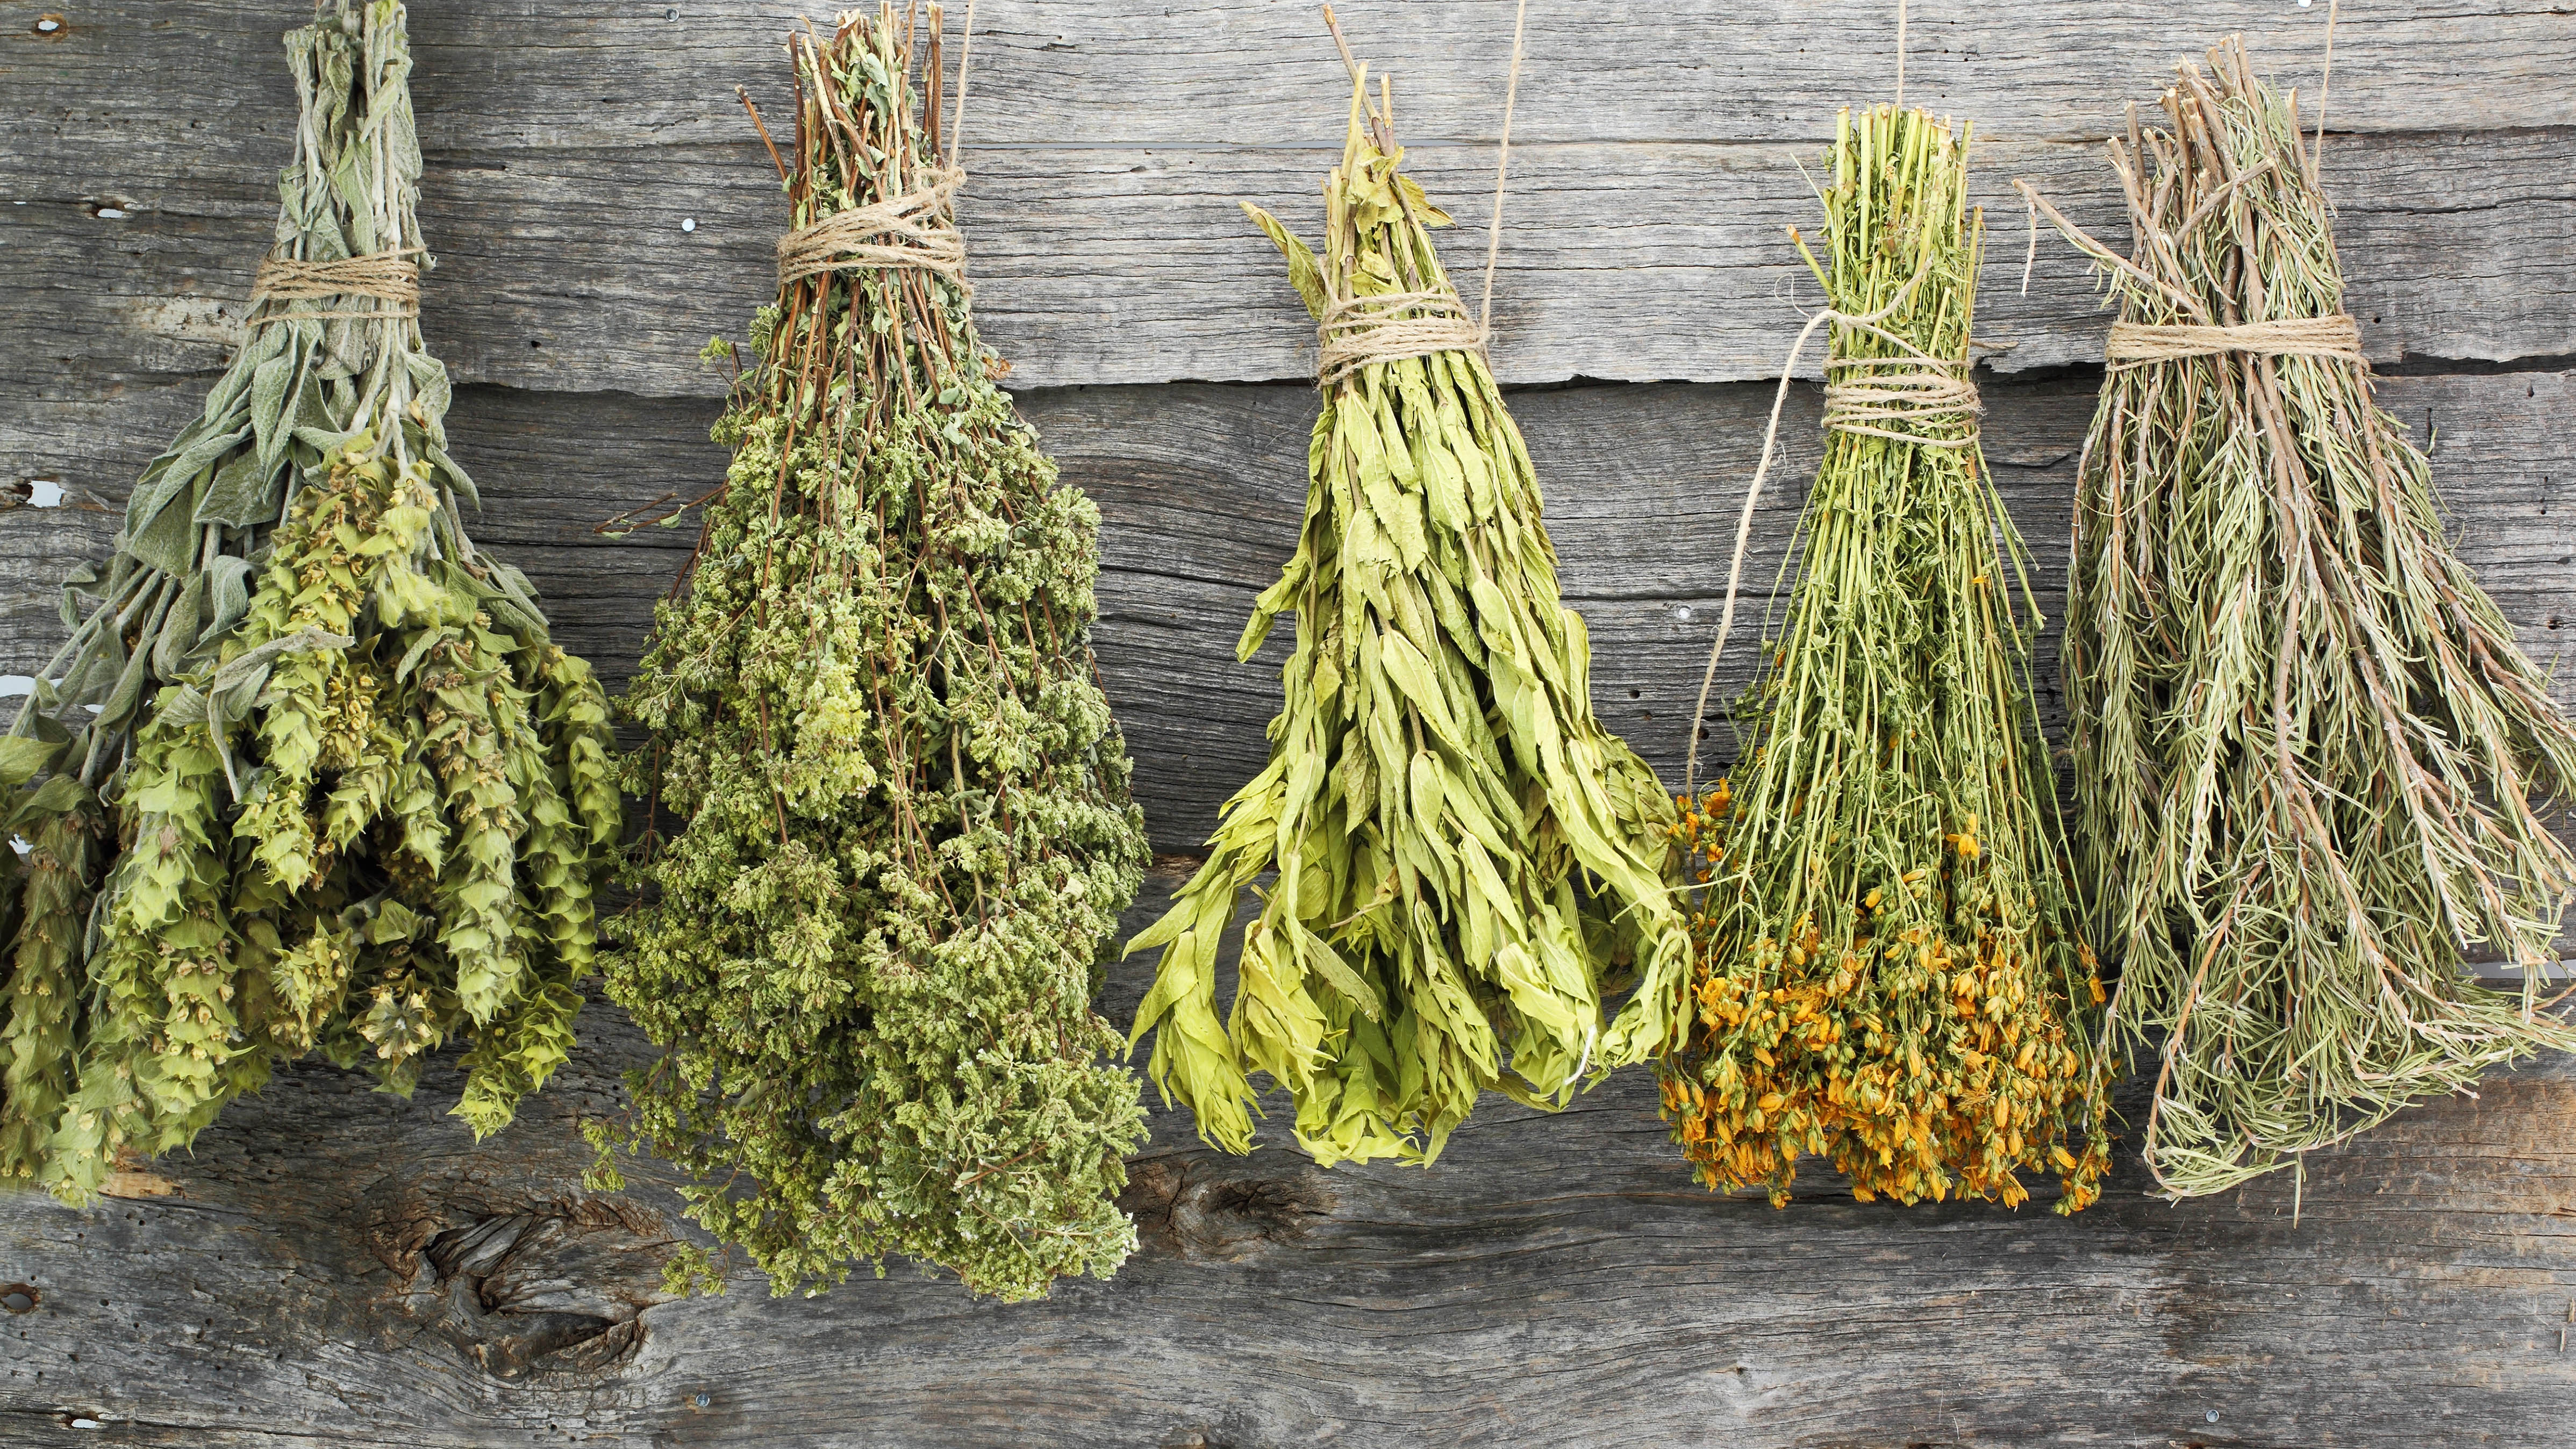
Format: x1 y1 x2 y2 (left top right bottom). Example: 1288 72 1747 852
775 166 969 289
1821 352 1982 448
2105 314 2364 369
1316 291 1488 389
248 249 422 326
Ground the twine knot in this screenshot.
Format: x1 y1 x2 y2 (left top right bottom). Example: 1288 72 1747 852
2105 314 2364 369
1316 289 1489 389
776 167 969 288
248 248 424 326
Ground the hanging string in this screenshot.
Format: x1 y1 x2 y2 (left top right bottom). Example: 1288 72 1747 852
2309 0 2340 181
1893 0 1908 112
949 0 978 170
1479 0 1529 335
1682 257 1939 795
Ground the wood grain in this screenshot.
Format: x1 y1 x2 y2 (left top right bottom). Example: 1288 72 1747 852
7 4 2576 1443
9 367 2569 852
5 5 2572 390
3 870 2575 1448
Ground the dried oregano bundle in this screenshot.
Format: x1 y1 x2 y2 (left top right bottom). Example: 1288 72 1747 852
1662 107 2113 1212
6 0 618 1203
1127 71 1691 1166
598 6 1148 1301
2028 44 2576 1198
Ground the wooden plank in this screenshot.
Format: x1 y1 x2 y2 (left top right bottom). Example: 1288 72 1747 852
11 0 2570 154
2 869 2575 1448
6 7 2573 390
5 367 2569 854
8 131 2570 394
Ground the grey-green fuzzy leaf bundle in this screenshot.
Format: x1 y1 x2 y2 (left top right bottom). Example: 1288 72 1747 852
1127 70 1691 1167
2032 41 2576 1197
1 0 618 1203
598 4 1149 1302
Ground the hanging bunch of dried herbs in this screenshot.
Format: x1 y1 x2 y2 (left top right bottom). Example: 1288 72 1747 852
2 0 618 1203
1662 106 2113 1212
2022 42 2576 1199
597 5 1149 1302
1127 67 1691 1167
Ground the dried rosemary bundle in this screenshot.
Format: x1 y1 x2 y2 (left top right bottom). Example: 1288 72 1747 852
599 6 1149 1302
1663 107 2113 1212
1127 71 1691 1166
7 0 618 1203
2028 43 2576 1198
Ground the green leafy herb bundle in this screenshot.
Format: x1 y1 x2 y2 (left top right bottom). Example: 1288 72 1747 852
599 5 1149 1302
6 0 618 1203
1663 107 2113 1212
2030 43 2576 1198
1127 71 1690 1167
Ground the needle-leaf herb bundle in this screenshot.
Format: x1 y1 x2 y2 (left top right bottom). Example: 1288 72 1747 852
1127 71 1691 1166
2028 43 2576 1198
599 5 1149 1302
1664 107 2113 1212
11 0 619 1203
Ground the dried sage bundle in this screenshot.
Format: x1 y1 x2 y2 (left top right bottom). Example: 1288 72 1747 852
2030 43 2576 1197
8 0 618 1202
1663 107 2113 1212
1127 71 1691 1166
599 5 1149 1302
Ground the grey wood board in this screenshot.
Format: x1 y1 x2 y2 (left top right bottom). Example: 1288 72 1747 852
13 0 2570 150
8 6 2575 390
6 366 2571 853
9 131 2571 394
4 867 2576 1448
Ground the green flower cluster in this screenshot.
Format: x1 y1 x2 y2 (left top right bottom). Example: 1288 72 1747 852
0 0 617 1202
599 5 1148 1303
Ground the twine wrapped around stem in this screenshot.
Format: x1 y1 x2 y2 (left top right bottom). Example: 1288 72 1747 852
775 167 968 287
2103 314 2363 367
1315 289 1487 388
247 247 424 324
1821 353 1981 447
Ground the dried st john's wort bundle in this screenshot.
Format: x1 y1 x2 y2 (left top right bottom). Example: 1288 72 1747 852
1664 107 2113 1213
1127 71 1691 1167
599 6 1150 1302
2027 43 2576 1199
6 0 618 1202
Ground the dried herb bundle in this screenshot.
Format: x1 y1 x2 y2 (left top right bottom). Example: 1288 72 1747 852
1663 107 2113 1212
599 6 1149 1301
1127 71 1690 1166
2029 44 2576 1197
6 0 618 1203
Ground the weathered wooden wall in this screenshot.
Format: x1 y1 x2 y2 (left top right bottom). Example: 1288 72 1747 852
4 3 2576 1445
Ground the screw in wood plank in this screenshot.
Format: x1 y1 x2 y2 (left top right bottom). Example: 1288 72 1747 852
692 1393 712 1410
